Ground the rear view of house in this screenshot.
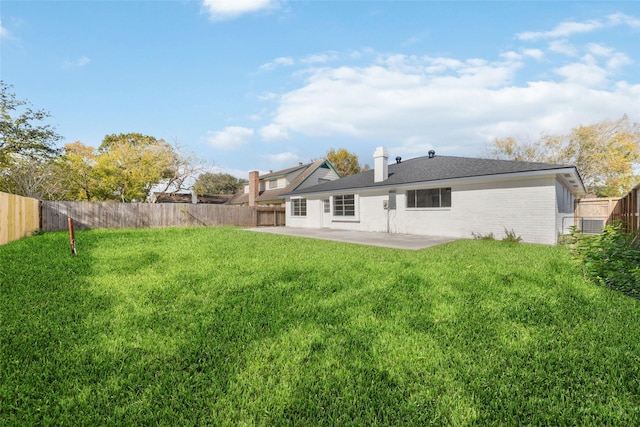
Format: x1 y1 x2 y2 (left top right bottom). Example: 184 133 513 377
283 147 586 244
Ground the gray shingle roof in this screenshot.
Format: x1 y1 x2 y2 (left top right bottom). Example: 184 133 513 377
227 159 336 204
285 155 579 196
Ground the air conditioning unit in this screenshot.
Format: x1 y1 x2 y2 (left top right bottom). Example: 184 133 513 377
581 218 605 234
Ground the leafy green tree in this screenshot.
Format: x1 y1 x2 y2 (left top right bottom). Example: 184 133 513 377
54 136 201 202
193 172 246 195
93 133 179 202
54 141 100 201
326 148 361 177
488 115 640 197
0 81 62 168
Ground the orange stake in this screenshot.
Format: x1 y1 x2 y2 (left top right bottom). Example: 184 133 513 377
68 218 77 255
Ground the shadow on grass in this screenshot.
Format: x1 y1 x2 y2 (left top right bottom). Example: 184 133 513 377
0 231 115 424
2 229 639 425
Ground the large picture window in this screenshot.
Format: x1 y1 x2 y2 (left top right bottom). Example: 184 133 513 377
292 198 307 216
333 194 355 216
407 188 451 208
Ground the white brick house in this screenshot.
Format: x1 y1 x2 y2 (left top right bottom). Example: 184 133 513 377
282 147 585 245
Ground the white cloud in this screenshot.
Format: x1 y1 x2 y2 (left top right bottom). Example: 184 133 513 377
501 51 522 61
522 49 544 60
259 123 290 141
206 126 254 150
548 40 578 57
585 43 631 71
586 43 614 57
261 152 300 165
517 13 640 41
301 52 339 64
208 165 249 180
517 18 604 41
606 52 632 71
554 62 609 88
260 56 295 71
259 51 639 158
0 21 9 39
202 0 281 21
606 12 640 28
62 56 91 69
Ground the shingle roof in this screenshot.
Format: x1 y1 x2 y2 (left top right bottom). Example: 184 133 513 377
285 155 582 196
227 159 336 204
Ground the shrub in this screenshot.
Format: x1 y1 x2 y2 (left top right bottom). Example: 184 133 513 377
471 228 522 243
502 228 522 243
472 231 495 241
570 222 640 299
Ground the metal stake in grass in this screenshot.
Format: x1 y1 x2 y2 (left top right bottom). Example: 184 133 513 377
68 218 77 255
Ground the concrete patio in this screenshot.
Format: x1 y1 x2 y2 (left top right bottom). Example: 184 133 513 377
247 227 458 250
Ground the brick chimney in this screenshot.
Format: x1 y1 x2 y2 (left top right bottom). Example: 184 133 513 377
373 146 389 183
248 170 259 206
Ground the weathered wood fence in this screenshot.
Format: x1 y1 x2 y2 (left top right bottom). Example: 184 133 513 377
41 202 285 232
0 192 41 245
575 197 620 223
616 183 639 234
574 185 639 234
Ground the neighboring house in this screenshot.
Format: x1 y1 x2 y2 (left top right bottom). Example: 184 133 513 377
151 192 232 204
282 147 586 245
226 159 340 207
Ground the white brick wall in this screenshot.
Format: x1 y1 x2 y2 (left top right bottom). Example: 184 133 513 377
286 174 565 244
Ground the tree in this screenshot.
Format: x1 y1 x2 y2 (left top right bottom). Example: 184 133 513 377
326 148 361 177
55 141 100 201
93 133 181 202
53 136 202 202
152 140 206 196
487 115 640 197
0 81 62 168
193 172 246 195
0 156 65 199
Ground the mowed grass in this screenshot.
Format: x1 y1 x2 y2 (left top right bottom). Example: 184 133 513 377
1 227 639 425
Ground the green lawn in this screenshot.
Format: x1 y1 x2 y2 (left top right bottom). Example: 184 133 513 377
1 227 639 425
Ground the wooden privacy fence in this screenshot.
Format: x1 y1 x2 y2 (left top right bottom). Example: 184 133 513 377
574 185 639 234
616 183 639 234
41 201 285 232
0 192 41 245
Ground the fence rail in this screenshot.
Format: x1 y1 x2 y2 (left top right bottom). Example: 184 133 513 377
0 192 41 245
616 183 639 234
574 186 639 235
41 201 285 231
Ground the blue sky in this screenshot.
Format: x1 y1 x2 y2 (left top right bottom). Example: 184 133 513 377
1 1 639 179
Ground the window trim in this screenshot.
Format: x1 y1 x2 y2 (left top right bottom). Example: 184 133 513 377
333 194 355 217
291 198 307 217
406 187 452 209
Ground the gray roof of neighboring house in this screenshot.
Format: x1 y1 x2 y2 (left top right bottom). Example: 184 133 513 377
227 159 337 204
284 154 584 196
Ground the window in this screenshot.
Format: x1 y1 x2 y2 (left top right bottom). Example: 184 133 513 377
323 199 330 213
334 194 355 216
291 198 307 216
407 188 451 208
268 180 278 189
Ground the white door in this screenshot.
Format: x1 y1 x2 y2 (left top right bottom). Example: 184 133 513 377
322 199 331 228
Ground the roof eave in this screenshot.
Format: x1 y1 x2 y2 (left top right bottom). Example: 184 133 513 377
283 167 585 197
